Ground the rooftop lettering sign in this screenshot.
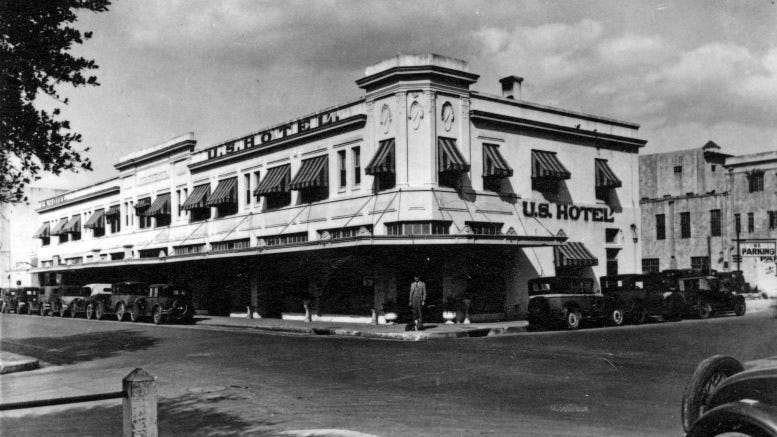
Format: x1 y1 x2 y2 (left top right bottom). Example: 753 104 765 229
522 200 615 223
200 109 344 162
39 194 67 209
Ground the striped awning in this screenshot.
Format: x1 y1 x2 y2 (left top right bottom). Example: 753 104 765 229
182 184 210 210
438 137 470 173
555 242 599 267
365 139 395 175
33 222 50 239
49 218 69 236
595 159 622 188
255 165 291 196
134 197 151 214
84 209 105 229
205 177 237 206
483 144 513 178
62 215 81 234
532 150 571 180
105 205 121 217
144 193 171 216
289 156 328 190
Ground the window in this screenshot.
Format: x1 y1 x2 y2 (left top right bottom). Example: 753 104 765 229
41 236 50 246
190 207 210 222
319 226 372 240
465 222 503 235
605 228 619 243
711 165 717 172
253 171 261 205
385 221 451 236
680 212 691 239
137 198 152 229
748 212 754 233
769 211 777 230
710 209 721 237
656 214 666 240
747 171 764 192
211 239 250 252
691 256 710 271
244 173 251 206
674 166 682 174
338 150 347 188
155 215 171 227
110 252 125 261
642 258 660 273
216 202 237 218
65 257 83 265
606 248 619 276
173 244 205 256
264 232 308 246
138 248 167 258
265 193 290 210
93 225 105 238
70 215 81 241
735 213 741 234
352 147 361 185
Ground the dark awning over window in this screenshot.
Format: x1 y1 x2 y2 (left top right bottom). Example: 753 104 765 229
438 137 470 173
289 156 328 190
106 205 121 217
532 150 571 180
181 184 210 210
62 215 81 234
134 197 151 214
33 222 50 239
255 165 291 196
483 144 513 178
49 218 69 236
555 242 598 267
84 209 105 229
365 139 395 175
144 193 171 216
595 159 622 189
206 177 237 206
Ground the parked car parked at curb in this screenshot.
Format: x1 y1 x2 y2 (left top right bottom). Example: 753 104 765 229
0 288 20 313
137 284 195 324
600 274 685 325
87 282 149 321
677 275 746 319
29 286 62 315
14 287 43 315
64 283 111 318
681 354 777 436
527 277 605 330
46 285 82 316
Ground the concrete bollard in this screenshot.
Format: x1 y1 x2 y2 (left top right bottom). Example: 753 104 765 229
123 368 157 437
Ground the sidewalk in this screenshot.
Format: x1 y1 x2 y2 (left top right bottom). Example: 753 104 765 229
0 351 39 375
193 315 529 341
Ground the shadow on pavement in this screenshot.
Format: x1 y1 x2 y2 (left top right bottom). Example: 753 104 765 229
0 391 279 436
0 330 158 365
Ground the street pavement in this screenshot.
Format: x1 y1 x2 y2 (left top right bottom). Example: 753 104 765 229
1 301 776 436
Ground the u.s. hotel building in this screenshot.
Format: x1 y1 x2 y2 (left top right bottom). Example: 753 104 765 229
30 54 646 321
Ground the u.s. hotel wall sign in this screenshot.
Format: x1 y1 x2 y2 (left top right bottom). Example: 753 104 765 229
522 200 616 223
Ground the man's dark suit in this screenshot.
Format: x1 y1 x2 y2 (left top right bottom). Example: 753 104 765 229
409 280 426 329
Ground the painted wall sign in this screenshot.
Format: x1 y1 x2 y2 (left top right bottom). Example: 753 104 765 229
522 200 615 223
203 110 342 161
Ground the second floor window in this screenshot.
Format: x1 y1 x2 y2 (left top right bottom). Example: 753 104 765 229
747 171 764 192
338 150 347 188
656 214 666 240
735 213 741 234
748 212 754 233
710 209 721 237
680 212 691 239
352 147 361 186
770 211 777 230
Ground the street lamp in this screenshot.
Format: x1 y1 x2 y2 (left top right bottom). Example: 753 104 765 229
630 224 638 243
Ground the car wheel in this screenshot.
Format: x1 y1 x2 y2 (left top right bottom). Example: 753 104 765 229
698 301 713 319
152 306 163 325
85 304 94 320
610 307 625 326
681 355 744 432
734 300 746 317
129 304 142 322
95 302 105 320
564 309 581 330
116 302 126 321
632 305 648 324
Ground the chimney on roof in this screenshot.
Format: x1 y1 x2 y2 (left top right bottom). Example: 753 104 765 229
499 76 523 100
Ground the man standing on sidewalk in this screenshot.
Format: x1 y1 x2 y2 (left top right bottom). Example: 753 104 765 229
409 274 426 331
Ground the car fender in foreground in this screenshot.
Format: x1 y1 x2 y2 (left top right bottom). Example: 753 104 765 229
686 402 777 437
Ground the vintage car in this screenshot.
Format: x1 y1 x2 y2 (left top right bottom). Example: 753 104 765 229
87 282 148 321
599 273 685 325
134 284 195 324
62 284 111 317
0 288 20 313
527 276 605 330
677 275 746 319
29 286 65 315
45 285 81 316
682 354 777 436
13 287 43 315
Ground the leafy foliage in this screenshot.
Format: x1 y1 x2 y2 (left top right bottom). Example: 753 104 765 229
0 0 110 203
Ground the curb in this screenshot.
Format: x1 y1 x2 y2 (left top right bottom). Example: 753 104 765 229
201 322 528 340
0 358 40 375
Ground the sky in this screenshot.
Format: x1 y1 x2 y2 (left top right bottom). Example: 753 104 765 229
36 0 777 191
